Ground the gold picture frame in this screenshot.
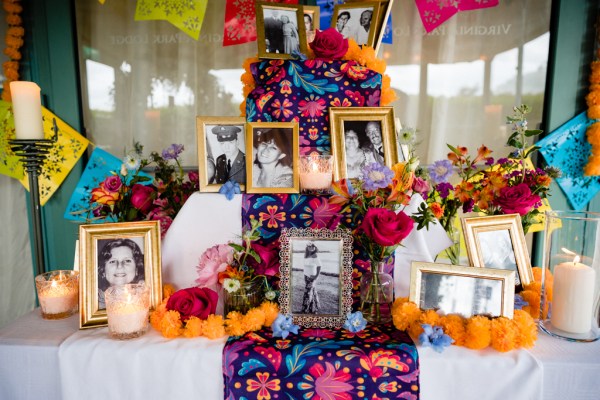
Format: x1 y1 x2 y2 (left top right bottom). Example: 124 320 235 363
255 2 308 60
410 262 515 318
347 0 394 52
461 214 533 288
279 227 354 328
79 221 162 329
196 116 247 193
331 1 382 48
246 121 300 194
329 106 398 180
302 5 320 45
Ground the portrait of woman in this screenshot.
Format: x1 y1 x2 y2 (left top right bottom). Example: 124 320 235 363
97 238 145 309
281 14 300 54
302 241 322 313
344 129 376 179
252 128 294 188
304 13 315 44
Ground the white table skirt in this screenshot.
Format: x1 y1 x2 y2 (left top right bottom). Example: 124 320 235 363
1 310 600 400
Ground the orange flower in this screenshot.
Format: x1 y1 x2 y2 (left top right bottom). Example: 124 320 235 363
150 302 167 331
243 308 266 331
454 181 475 203
160 310 184 338
476 186 495 210
6 26 23 37
390 162 414 192
588 105 600 120
91 184 121 205
513 310 537 348
3 47 20 59
490 317 519 352
439 314 466 346
202 314 226 339
183 316 204 338
162 283 175 299
391 298 421 331
464 316 491 350
586 89 600 107
260 301 279 326
3 67 18 81
473 144 492 164
486 170 507 193
225 318 246 336
430 202 444 219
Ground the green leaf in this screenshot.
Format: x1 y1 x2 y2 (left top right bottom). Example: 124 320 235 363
524 146 541 158
524 129 543 137
229 243 244 253
507 137 522 148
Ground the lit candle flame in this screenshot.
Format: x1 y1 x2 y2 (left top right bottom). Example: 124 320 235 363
573 255 581 264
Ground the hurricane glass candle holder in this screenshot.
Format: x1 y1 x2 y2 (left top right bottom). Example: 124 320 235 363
105 283 150 340
299 154 333 194
35 270 79 320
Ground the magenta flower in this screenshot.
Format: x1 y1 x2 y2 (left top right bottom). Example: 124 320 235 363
196 244 233 287
298 362 353 400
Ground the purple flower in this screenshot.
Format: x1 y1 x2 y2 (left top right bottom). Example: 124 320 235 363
485 157 495 166
462 199 474 213
514 294 529 310
272 314 299 339
436 182 454 199
497 158 509 165
219 180 241 200
428 160 453 184
361 163 394 191
419 324 454 353
162 144 184 160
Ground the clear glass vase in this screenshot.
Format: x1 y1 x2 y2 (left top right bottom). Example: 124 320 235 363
223 279 263 315
360 261 394 324
443 226 461 265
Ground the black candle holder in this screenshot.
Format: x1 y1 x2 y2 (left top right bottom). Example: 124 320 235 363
9 118 58 277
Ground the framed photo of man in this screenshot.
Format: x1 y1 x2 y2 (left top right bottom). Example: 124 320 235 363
461 214 533 289
302 5 320 45
197 116 246 193
279 227 354 328
79 221 162 329
346 0 394 51
329 106 398 180
246 121 300 194
255 2 307 60
410 262 516 318
331 2 381 48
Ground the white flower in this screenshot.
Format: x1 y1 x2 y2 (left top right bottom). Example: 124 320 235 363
123 153 141 171
223 278 241 293
120 164 128 177
265 290 276 301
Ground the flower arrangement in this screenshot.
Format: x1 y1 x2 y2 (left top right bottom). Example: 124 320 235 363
151 284 280 339
415 105 560 236
239 29 396 115
76 143 199 236
391 297 537 352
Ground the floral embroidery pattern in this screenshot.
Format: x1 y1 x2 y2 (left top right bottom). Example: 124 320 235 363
223 325 419 399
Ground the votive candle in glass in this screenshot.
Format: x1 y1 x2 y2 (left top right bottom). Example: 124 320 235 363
35 270 79 320
105 283 150 340
299 154 333 194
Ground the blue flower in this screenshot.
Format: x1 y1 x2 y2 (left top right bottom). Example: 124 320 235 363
162 144 184 160
271 314 299 339
343 311 367 332
514 294 529 310
419 324 454 353
361 163 394 191
219 180 241 200
428 160 453 185
291 49 308 61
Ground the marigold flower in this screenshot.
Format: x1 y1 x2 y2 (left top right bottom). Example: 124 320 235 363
202 314 226 339
490 317 519 352
6 14 22 25
162 283 175 299
150 302 167 331
260 301 279 326
586 90 600 107
160 310 184 338
4 67 18 81
392 299 421 331
439 314 466 346
6 26 23 37
588 105 600 120
183 316 204 338
243 308 266 331
3 47 20 59
225 318 246 336
3 2 23 13
464 316 491 349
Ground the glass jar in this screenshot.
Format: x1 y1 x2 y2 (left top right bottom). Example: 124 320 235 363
360 261 394 324
223 279 264 315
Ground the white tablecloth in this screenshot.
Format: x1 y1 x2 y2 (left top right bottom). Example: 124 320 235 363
2 310 600 400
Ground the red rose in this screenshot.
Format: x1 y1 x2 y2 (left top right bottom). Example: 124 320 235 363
103 175 122 193
130 184 155 214
166 287 218 321
493 183 541 216
247 242 280 277
360 208 414 247
309 28 348 61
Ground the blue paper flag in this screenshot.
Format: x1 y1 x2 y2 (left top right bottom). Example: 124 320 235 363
537 112 600 210
63 147 152 223
382 14 393 44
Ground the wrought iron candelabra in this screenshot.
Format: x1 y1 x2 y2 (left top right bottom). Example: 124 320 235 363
9 118 58 277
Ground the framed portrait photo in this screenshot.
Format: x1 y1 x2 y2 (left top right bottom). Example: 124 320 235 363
255 1 307 60
331 1 381 48
329 106 398 180
461 214 533 289
302 5 320 45
347 0 394 52
197 116 247 192
79 221 162 329
279 227 354 328
246 121 300 194
410 262 516 318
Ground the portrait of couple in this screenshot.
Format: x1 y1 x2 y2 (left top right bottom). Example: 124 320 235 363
263 8 301 55
343 120 385 179
334 5 377 46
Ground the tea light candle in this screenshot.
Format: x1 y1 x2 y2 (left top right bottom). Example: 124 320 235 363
108 301 148 335
105 284 150 339
10 81 44 140
35 270 79 320
551 256 596 334
299 155 333 193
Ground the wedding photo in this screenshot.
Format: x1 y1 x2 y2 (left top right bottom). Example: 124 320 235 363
255 3 307 59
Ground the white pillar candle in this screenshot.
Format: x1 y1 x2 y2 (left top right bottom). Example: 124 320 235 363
38 279 78 315
300 171 332 190
551 258 596 334
108 303 148 335
10 81 44 140
299 156 332 191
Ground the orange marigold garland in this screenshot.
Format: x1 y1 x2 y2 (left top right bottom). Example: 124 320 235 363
584 20 600 175
2 0 24 101
151 286 280 339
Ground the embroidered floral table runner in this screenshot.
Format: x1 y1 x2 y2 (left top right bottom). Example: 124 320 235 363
223 324 420 399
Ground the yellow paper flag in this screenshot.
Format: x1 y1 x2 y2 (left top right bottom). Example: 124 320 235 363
135 0 208 40
0 100 24 180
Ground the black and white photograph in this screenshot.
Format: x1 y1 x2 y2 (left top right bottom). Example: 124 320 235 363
246 122 299 194
97 237 145 309
197 117 246 192
343 120 385 179
410 262 515 319
255 3 307 60
303 5 320 45
79 221 162 329
290 239 341 315
332 3 380 46
462 214 533 287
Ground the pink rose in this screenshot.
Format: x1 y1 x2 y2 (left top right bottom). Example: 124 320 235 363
309 28 348 61
166 287 218 321
196 244 234 287
493 183 541 216
359 208 414 247
411 176 430 195
130 184 155 214
103 175 122 193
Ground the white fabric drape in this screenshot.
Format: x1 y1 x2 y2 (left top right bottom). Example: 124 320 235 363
0 175 35 328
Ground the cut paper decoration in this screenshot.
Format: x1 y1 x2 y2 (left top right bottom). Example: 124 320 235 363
64 147 152 223
415 0 499 33
537 111 600 210
0 100 90 205
135 0 208 40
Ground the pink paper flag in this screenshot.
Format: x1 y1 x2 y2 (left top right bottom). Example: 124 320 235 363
416 0 499 33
